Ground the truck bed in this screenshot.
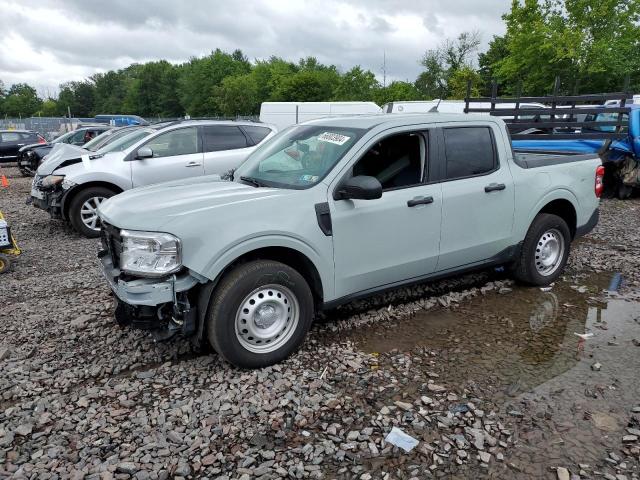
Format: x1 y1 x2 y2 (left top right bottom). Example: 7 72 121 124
513 150 601 169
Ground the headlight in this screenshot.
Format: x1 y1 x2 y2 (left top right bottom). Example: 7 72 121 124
41 175 64 188
120 230 182 277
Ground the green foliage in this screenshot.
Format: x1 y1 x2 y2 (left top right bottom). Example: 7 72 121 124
57 81 95 117
333 66 380 101
178 49 251 116
2 83 42 117
38 99 59 117
448 67 482 99
373 81 422 105
215 74 260 116
415 32 481 99
495 0 640 95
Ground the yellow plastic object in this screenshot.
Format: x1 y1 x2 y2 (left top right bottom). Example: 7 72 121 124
0 211 21 256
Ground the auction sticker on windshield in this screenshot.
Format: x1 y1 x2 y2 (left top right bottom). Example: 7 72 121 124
318 132 351 146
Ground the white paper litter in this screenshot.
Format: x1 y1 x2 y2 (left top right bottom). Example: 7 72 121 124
574 332 594 340
384 427 419 452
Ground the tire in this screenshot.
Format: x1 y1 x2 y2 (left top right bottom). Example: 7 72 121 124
206 260 314 368
68 186 115 238
617 183 633 200
513 213 571 286
0 254 12 274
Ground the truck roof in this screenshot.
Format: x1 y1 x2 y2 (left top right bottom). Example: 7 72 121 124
302 112 500 129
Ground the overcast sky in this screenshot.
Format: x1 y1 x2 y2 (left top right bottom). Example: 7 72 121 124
0 0 510 97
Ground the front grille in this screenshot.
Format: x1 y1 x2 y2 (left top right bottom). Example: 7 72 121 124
101 222 122 268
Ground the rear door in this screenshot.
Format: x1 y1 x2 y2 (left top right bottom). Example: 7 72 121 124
201 125 255 175
131 126 203 187
436 125 515 270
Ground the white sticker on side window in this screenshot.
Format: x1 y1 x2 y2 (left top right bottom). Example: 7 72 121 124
317 132 350 146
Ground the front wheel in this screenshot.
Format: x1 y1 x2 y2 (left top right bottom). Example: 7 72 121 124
206 260 314 368
68 186 115 238
513 213 571 286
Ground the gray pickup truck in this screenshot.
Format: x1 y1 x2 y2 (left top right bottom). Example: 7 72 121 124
98 113 602 368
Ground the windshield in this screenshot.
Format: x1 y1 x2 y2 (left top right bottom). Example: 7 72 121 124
97 129 153 154
83 130 114 151
236 125 366 189
585 112 629 133
51 130 75 144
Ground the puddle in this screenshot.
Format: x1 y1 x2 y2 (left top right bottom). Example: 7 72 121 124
330 272 640 476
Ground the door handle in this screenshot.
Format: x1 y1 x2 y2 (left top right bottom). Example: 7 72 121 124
484 183 506 192
407 196 434 207
185 162 202 167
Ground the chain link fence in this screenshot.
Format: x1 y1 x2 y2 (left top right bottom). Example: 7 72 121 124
0 117 79 141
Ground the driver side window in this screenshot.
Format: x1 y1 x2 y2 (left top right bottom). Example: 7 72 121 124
352 132 427 190
144 127 198 158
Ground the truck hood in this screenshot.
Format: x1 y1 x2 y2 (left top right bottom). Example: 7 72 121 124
37 144 88 175
98 176 296 232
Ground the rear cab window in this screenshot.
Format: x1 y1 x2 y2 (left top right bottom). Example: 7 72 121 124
442 126 497 180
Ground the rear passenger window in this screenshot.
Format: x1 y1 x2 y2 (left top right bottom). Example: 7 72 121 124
242 126 271 145
202 126 248 152
443 127 496 179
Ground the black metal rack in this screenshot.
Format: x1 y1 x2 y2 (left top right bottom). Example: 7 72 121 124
464 78 632 140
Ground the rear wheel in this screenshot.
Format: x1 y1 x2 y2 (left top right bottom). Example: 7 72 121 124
206 260 314 368
68 186 115 238
513 213 571 286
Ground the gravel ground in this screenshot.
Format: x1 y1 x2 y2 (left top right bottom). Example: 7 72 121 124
1 164 639 480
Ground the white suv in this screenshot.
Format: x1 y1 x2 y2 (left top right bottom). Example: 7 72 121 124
30 120 277 237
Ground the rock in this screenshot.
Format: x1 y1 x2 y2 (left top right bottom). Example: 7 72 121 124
394 401 413 411
427 384 446 393
0 347 10 361
201 454 216 466
622 435 638 443
479 452 491 463
116 463 138 474
70 314 93 329
457 450 468 459
347 431 360 441
556 467 570 480
14 424 32 436
380 406 391 415
591 362 601 371
174 463 191 476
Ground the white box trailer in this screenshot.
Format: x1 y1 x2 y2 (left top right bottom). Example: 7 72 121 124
383 100 548 118
259 102 382 130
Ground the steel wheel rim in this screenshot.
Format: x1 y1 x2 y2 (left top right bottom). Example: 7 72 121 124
80 196 106 231
535 228 564 276
235 284 299 354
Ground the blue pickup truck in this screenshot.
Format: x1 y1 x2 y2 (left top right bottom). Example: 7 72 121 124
511 105 639 198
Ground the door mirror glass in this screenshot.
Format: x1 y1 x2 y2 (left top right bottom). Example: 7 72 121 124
136 147 154 159
335 175 382 201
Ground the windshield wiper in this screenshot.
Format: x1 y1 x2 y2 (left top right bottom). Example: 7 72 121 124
240 176 265 188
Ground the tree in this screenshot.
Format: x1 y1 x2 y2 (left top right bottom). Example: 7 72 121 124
124 61 182 117
333 66 379 101
373 81 422 105
178 49 252 116
214 74 259 116
2 83 41 117
448 67 483 99
57 81 95 117
38 99 59 116
416 31 481 98
478 35 509 95
493 0 640 95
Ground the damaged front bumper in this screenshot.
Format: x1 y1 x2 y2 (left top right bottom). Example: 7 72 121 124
29 176 73 220
98 248 201 340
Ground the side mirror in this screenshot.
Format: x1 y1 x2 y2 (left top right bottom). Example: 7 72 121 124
136 147 153 159
334 175 382 201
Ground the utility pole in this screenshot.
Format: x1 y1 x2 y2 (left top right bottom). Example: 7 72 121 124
381 51 387 89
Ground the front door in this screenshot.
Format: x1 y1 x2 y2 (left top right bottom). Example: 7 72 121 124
131 126 204 187
437 125 515 270
330 130 442 299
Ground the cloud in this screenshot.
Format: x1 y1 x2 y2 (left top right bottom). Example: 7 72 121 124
0 0 510 95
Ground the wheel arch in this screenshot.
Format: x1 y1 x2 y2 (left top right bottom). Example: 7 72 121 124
526 190 579 240
61 181 124 220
